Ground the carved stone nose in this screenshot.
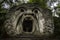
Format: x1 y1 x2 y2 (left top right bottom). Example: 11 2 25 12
24 17 32 20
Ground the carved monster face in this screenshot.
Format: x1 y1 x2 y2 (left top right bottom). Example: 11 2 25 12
4 4 54 36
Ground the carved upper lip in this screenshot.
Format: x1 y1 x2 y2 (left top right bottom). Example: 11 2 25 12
22 13 37 20
22 14 36 22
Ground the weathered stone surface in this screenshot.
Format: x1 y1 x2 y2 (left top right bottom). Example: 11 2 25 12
0 3 54 40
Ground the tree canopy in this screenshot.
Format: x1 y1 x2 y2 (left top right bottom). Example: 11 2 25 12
29 0 47 8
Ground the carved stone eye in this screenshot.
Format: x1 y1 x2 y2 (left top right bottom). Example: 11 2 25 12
19 7 26 12
20 8 25 12
33 9 39 13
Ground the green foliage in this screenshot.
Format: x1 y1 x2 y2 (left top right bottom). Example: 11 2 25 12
57 6 60 8
0 3 8 13
29 0 47 8
0 7 8 13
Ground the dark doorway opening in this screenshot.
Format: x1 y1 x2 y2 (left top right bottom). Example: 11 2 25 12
22 18 33 32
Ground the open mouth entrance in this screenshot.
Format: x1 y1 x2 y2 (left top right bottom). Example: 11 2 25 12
22 18 33 32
